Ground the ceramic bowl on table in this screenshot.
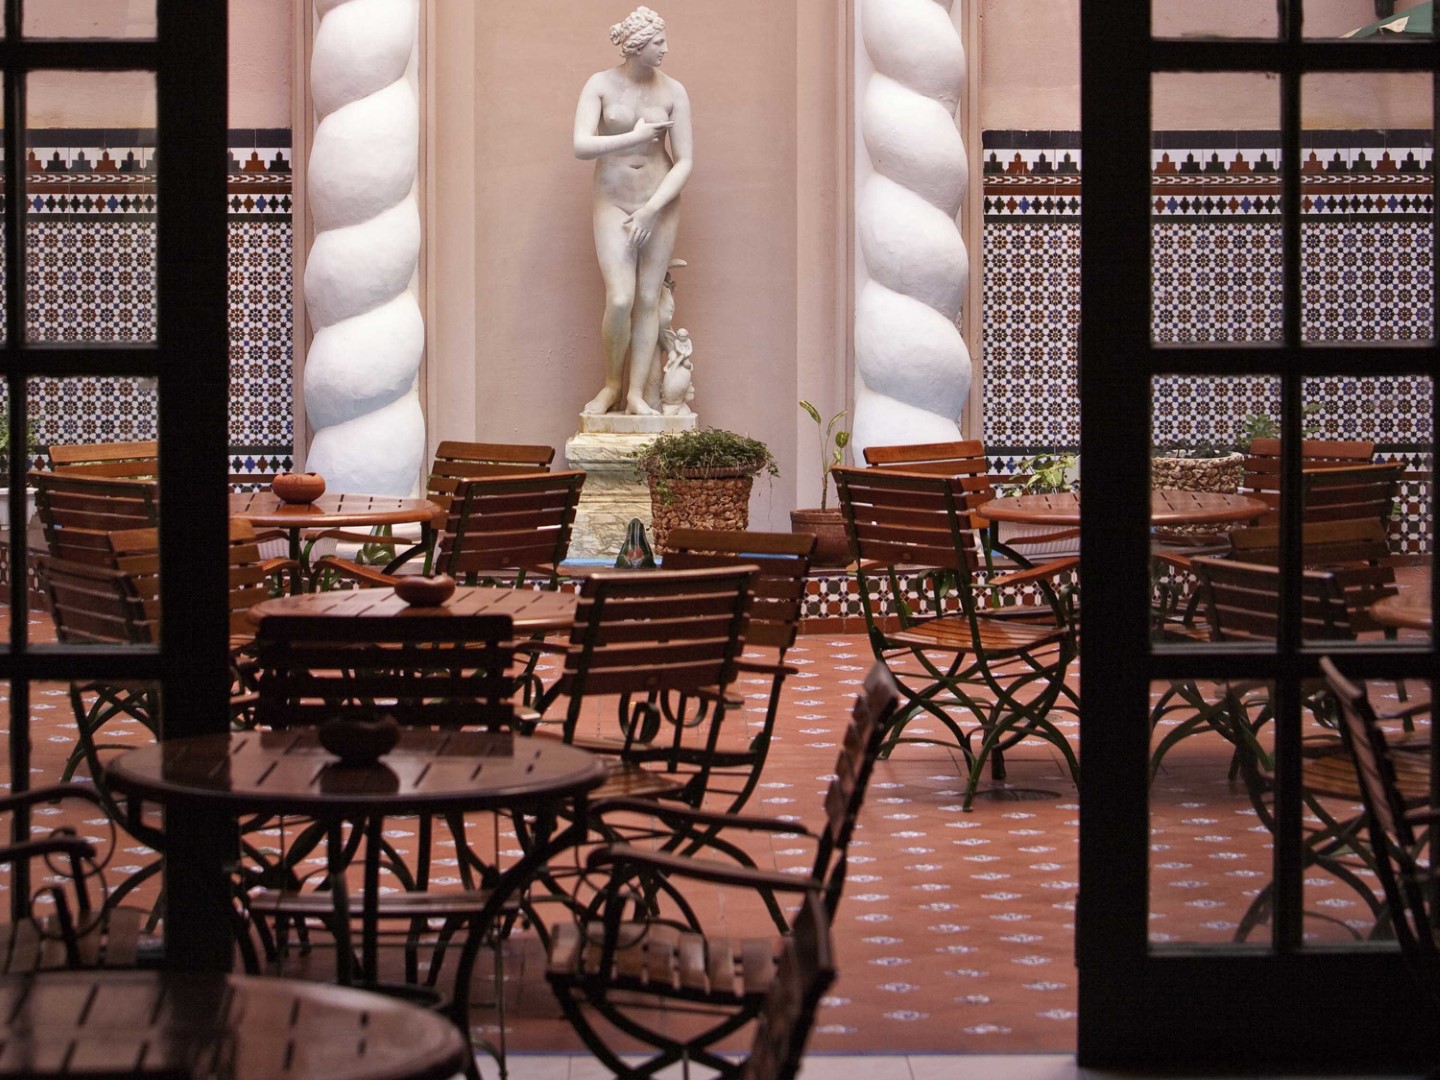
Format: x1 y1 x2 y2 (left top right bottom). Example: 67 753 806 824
393 573 457 607
272 472 327 504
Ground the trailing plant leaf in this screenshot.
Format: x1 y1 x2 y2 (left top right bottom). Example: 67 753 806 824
798 399 849 511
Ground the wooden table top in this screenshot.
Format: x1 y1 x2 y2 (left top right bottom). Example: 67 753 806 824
980 489 1268 528
0 970 466 1080
104 728 604 817
250 584 578 632
1369 591 1432 632
229 491 442 531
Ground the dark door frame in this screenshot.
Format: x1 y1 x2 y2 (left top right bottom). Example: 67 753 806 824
0 0 232 969
1077 0 1440 1068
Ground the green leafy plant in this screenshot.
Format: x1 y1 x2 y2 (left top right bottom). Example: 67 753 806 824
799 400 849 511
999 451 1077 497
632 427 778 502
0 409 40 476
1236 402 1323 453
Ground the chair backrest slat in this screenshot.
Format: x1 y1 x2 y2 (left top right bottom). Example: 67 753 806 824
427 440 554 509
31 471 160 565
663 529 813 651
48 440 159 479
740 889 836 1080
833 467 973 574
1321 657 1435 958
1192 557 1351 642
438 470 584 582
40 556 154 646
556 565 755 705
253 612 517 730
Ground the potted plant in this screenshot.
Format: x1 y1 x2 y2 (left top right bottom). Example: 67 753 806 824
0 409 40 530
790 400 851 567
633 427 778 553
993 450 1081 557
1150 442 1245 495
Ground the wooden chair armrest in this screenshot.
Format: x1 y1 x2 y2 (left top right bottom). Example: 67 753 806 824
311 555 400 589
586 842 823 894
586 796 816 838
987 557 1079 589
514 638 568 657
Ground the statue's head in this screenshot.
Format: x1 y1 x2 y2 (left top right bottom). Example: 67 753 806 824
610 6 665 56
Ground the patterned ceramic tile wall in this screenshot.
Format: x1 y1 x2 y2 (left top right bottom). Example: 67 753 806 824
983 129 1434 553
10 129 294 477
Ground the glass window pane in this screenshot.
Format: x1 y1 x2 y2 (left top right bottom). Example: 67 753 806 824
1152 73 1282 345
24 2 155 38
29 375 161 653
1149 676 1277 946
1301 72 1433 344
1153 0 1277 39
26 71 157 344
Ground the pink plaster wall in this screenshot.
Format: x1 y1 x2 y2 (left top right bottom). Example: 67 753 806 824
438 1 844 530
981 0 1431 131
22 2 290 128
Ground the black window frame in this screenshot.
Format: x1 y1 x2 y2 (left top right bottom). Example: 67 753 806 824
0 0 232 969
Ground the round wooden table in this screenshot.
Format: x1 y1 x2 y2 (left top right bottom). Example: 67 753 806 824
249 582 578 633
229 491 443 585
979 489 1268 528
104 729 603 987
0 969 467 1079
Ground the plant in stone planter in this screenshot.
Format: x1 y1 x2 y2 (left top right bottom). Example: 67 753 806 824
1150 443 1245 494
633 427 778 553
790 400 851 567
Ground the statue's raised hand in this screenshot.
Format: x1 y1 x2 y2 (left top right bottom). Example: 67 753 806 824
633 117 673 142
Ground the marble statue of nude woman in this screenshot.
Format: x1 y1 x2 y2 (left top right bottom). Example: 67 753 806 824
574 6 693 417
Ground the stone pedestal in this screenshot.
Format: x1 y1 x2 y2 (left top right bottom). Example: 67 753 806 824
564 430 658 560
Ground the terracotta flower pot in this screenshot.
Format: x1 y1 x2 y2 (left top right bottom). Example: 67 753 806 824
272 471 326 505
789 507 850 568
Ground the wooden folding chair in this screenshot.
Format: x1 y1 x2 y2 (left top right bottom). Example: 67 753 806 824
545 663 896 1079
661 527 814 821
1322 657 1440 971
312 440 556 575
832 465 1079 809
863 439 1081 563
246 610 519 1078
30 470 159 565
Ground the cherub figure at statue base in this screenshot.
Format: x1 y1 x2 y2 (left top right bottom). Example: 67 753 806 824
659 327 694 416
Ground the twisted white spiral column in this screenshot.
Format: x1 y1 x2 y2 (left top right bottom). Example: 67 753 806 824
302 0 425 494
854 0 970 458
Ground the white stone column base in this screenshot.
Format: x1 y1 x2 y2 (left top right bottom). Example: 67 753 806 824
564 432 656 561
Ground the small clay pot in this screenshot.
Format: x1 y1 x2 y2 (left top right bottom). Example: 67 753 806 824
272 471 326 504
393 573 457 607
319 715 400 767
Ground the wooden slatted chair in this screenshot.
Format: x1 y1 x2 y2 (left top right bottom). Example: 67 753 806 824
863 439 1081 564
659 528 814 827
1241 437 1378 526
1150 556 1355 780
531 565 757 809
545 663 897 1079
311 440 556 575
105 520 301 727
832 465 1078 810
0 783 159 973
246 611 519 1077
38 556 159 785
47 439 159 479
30 470 159 565
1321 657 1440 972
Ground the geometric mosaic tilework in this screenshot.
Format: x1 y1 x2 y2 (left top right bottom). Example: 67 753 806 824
984 129 1435 553
5 129 293 476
